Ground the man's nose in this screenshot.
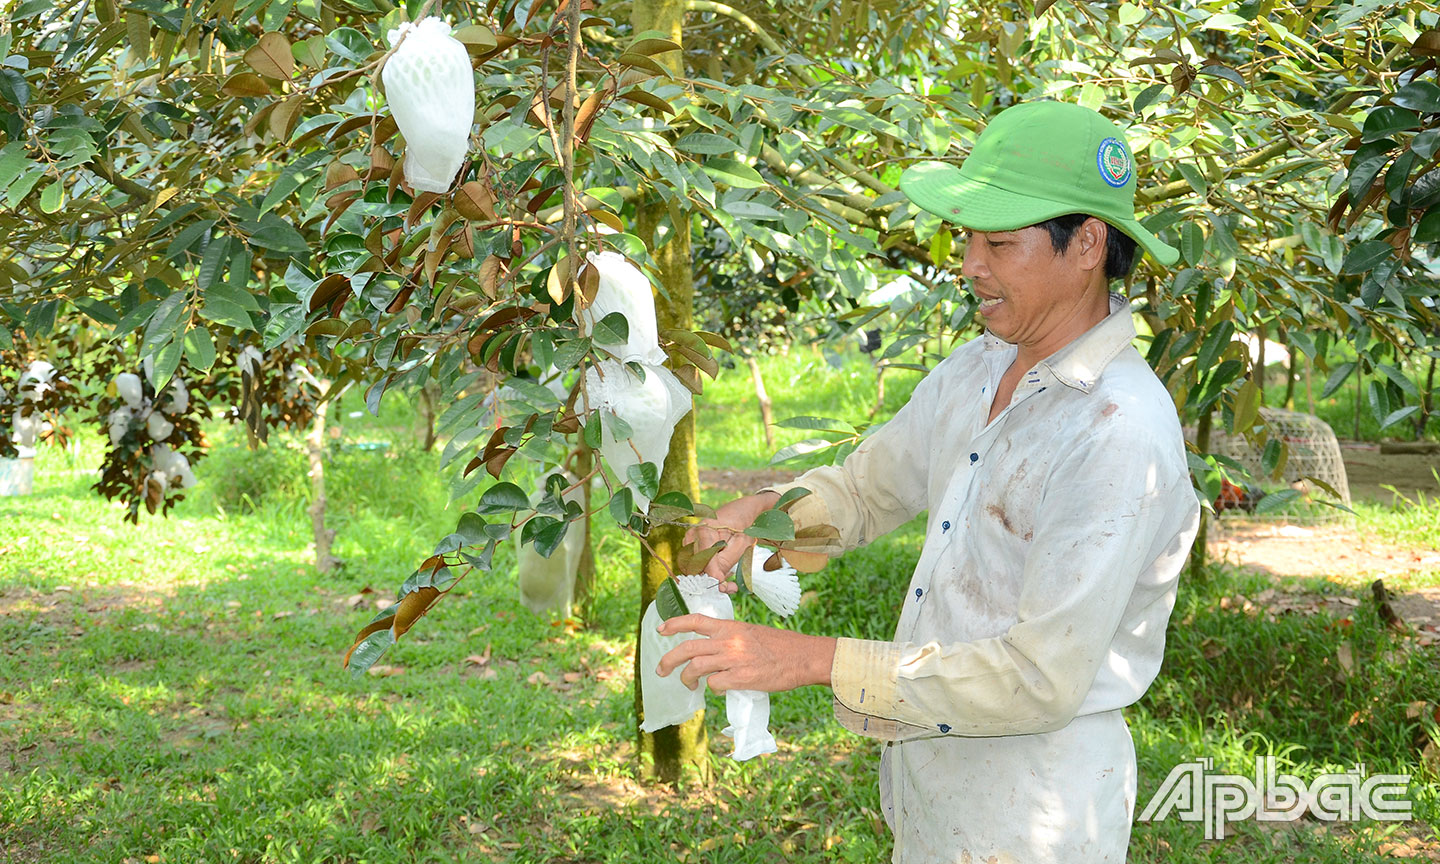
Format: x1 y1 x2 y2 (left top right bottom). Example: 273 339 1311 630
961 238 987 280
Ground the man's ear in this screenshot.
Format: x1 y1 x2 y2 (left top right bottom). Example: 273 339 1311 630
1076 217 1109 273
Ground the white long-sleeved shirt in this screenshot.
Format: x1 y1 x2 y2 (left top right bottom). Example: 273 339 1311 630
767 295 1201 863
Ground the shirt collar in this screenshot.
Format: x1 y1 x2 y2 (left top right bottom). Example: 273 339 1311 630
981 293 1136 395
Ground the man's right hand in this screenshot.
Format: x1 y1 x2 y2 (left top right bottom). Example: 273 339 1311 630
683 490 782 591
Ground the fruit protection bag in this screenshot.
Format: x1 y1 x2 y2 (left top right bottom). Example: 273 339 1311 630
580 252 665 365
582 359 691 511
382 18 474 193
638 576 778 760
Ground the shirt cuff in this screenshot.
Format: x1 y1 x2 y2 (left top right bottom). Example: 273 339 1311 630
831 636 903 718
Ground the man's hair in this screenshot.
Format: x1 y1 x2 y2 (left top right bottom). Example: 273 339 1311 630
1036 214 1138 282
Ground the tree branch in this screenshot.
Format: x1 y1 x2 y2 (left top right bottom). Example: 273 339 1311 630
1136 139 1292 205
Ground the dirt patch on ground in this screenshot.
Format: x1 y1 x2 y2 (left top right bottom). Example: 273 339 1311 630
1340 443 1440 504
1209 521 1440 584
700 467 800 496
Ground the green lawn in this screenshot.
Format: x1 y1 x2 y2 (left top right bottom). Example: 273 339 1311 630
2 349 1437 863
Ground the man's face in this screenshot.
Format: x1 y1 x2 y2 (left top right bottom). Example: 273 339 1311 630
959 222 1101 353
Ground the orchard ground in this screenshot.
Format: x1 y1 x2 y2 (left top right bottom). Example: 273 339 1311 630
2 347 1438 863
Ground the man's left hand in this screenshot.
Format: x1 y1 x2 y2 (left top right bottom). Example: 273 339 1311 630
655 614 837 694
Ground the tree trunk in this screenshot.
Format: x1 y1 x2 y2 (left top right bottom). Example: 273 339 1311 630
573 442 597 620
1354 369 1363 440
632 0 709 787
1254 322 1266 404
1188 408 1213 585
1415 355 1436 441
306 382 339 574
416 380 439 452
1280 328 1297 409
747 353 775 451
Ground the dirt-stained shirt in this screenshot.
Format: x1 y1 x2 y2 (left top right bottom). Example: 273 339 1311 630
766 294 1201 863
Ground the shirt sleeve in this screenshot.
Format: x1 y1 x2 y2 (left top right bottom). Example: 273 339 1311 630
830 429 1191 738
759 364 945 555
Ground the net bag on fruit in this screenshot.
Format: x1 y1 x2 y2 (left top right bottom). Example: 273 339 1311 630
638 575 780 761
381 18 475 193
580 252 665 365
582 359 691 511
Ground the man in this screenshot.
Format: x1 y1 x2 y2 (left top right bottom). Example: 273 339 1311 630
656 101 1202 862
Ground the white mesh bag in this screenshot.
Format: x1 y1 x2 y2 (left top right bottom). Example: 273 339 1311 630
583 359 692 511
381 18 474 193
580 252 665 365
675 575 778 761
638 598 708 732
517 477 587 617
744 545 801 617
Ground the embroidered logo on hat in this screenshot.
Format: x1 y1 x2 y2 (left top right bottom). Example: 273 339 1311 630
1096 137 1132 188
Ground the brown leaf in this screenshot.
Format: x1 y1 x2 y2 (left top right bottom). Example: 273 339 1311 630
1337 642 1354 677
1033 0 1059 15
575 90 605 142
221 72 271 98
393 586 442 639
465 645 493 666
527 671 551 687
269 96 305 142
367 664 404 677
562 671 583 684
485 447 517 478
455 181 498 222
244 32 294 79
677 541 724 575
308 273 350 313
1413 29 1440 56
325 161 360 191
342 614 396 666
586 209 623 234
616 87 674 115
778 548 829 573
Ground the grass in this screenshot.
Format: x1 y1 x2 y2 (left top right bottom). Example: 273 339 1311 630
2 349 1438 863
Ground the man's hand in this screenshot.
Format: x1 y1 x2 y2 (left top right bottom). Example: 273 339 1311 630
655 614 836 694
683 490 781 590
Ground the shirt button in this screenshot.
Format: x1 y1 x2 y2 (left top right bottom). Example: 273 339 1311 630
942 520 951 531
969 452 979 464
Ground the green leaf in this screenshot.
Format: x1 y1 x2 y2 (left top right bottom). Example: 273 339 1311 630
262 303 306 349
346 630 394 678
744 508 795 542
769 437 840 465
608 486 634 524
325 27 373 64
1380 405 1420 429
551 336 590 371
1180 222 1205 267
1348 139 1393 202
247 221 309 257
654 578 689 621
1339 239 1392 275
625 462 660 501
675 133 739 155
522 516 567 559
0 69 28 108
37 181 62 214
183 327 216 371
1376 363 1419 397
148 338 183 392
1197 65 1245 89
775 486 811 510
722 200 783 220
1392 80 1440 114
1133 83 1166 113
1253 489 1300 515
591 311 630 345
775 415 855 434
929 229 952 267
703 157 766 189
478 481 529 514
1319 362 1356 399
1361 105 1420 143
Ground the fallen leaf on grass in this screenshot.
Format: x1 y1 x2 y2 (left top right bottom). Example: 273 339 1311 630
464 645 493 666
272 610 294 620
527 671 551 687
562 671 583 684
367 665 404 677
1337 643 1354 677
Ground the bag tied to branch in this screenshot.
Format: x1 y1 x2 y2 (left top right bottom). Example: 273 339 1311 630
382 18 475 193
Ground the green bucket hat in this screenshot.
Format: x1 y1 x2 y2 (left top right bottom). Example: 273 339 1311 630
900 101 1179 267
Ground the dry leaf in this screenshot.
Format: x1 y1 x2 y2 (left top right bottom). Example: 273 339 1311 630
562 671 583 684
367 665 404 677
1337 643 1354 676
